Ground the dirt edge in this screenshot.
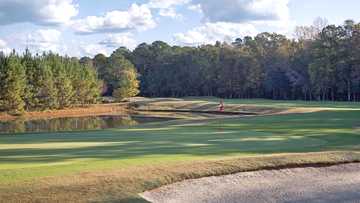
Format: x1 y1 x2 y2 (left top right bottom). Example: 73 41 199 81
0 103 129 122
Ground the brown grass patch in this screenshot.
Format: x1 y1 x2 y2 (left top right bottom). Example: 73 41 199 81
273 107 328 115
0 103 128 122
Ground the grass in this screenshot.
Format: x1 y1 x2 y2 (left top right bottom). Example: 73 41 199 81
0 98 360 202
184 97 360 109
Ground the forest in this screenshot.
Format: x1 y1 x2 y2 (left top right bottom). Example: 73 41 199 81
93 19 360 101
1 19 360 113
0 50 139 113
117 19 359 101
0 52 101 113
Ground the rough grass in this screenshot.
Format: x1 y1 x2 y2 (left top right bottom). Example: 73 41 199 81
2 152 360 203
1 98 360 202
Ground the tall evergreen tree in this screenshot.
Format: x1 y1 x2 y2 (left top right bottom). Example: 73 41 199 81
35 62 58 109
52 56 75 108
0 54 26 113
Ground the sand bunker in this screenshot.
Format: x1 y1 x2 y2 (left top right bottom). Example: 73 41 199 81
141 163 360 203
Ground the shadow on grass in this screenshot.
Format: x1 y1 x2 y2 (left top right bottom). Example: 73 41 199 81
0 110 359 165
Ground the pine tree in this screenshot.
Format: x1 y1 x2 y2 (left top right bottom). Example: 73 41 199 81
0 53 6 111
22 49 37 110
0 54 26 113
72 63 101 105
52 56 74 108
36 62 58 109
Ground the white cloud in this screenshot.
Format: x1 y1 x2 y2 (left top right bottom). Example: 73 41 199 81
158 8 181 19
99 33 137 50
27 29 62 52
187 4 202 13
0 0 78 25
0 39 7 49
147 0 190 9
72 4 156 34
146 0 190 19
77 33 138 57
174 22 257 45
80 44 110 57
176 0 292 46
0 39 11 54
192 0 289 24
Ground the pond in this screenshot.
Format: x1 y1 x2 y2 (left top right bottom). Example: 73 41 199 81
0 115 174 134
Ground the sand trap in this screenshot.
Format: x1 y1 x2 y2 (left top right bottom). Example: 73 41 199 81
141 163 360 203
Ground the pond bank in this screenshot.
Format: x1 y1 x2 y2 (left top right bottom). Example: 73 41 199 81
0 97 264 123
0 103 128 122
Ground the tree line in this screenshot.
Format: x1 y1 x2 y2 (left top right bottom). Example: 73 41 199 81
91 19 360 101
0 52 101 113
1 19 360 113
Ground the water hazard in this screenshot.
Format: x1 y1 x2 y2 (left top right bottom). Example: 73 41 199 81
0 115 174 134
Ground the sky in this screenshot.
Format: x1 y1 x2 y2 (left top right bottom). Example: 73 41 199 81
0 0 359 57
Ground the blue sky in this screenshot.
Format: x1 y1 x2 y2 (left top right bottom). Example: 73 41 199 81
0 0 359 57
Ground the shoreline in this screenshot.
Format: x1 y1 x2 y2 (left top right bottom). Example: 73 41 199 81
0 103 129 122
1 97 343 123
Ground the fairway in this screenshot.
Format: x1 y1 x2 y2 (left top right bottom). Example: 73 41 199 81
2 3 360 202
1 99 360 202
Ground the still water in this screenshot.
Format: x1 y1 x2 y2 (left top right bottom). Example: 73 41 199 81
0 115 173 134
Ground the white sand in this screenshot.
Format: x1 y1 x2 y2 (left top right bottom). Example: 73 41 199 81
141 163 360 203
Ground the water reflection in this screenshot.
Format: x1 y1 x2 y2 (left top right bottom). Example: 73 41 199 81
0 115 169 134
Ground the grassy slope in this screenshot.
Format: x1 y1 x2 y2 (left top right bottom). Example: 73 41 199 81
133 97 360 117
0 98 360 202
184 97 360 109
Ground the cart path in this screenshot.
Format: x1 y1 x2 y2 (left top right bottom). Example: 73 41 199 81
141 163 360 203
